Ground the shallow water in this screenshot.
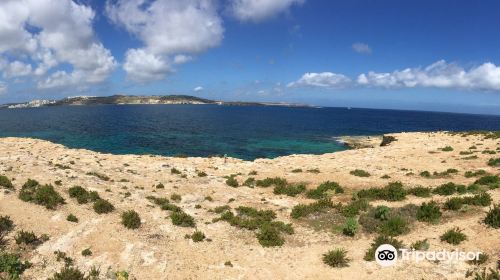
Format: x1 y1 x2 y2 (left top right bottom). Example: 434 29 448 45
0 105 499 160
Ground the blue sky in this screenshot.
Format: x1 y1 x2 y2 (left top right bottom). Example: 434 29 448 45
1 0 500 115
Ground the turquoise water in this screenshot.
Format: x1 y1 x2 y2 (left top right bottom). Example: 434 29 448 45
0 104 499 160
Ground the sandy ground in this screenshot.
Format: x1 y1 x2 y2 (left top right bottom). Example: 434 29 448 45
0 132 499 279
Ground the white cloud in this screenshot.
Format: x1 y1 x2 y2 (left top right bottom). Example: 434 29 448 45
357 60 500 91
106 0 223 82
123 48 172 83
194 86 204 92
352 42 372 54
0 0 116 90
288 72 351 88
0 82 7 95
3 61 32 78
229 0 305 22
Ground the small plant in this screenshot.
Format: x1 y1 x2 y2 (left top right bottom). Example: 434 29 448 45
0 251 31 279
197 171 207 177
248 170 257 175
273 183 306 197
121 210 141 229
156 183 165 189
364 235 403 261
170 193 182 202
408 186 432 197
441 146 454 151
323 248 350 268
356 182 406 201
342 199 370 217
420 171 431 178
484 204 500 228
243 177 256 187
170 168 181 174
19 180 65 210
255 177 287 188
291 168 303 173
465 170 488 178
48 266 86 280
225 177 238 187
342 217 358 236
380 135 397 146
86 172 110 181
381 174 391 179
191 231 206 242
224 261 233 267
291 199 334 219
440 227 467 245
81 248 92 257
487 157 500 167
256 223 284 247
474 175 500 189
411 239 430 250
14 230 39 246
433 182 460 196
444 197 463 211
350 169 370 177
379 216 409 236
417 201 442 223
0 216 14 233
0 175 14 189
66 214 78 223
307 168 320 173
93 199 115 214
467 253 489 265
374 206 390 220
306 181 343 199
170 211 195 227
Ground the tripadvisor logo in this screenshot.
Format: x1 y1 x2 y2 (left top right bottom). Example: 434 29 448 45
374 244 483 267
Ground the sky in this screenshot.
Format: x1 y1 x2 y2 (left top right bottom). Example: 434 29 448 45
1 0 500 115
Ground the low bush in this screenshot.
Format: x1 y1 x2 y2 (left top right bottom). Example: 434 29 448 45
255 177 287 188
256 223 284 247
350 169 370 177
291 199 334 219
433 182 463 196
197 171 207 177
81 248 92 257
156 183 165 189
121 210 141 229
341 199 370 217
380 135 397 146
306 181 343 199
420 171 431 178
487 158 500 167
440 227 467 245
93 199 114 214
66 214 78 223
0 251 31 279
408 186 432 197
465 170 488 178
0 175 14 189
19 180 65 210
417 201 442 223
86 172 110 181
291 168 303 173
170 211 195 227
225 177 238 187
484 204 500 228
48 266 86 280
243 177 255 187
0 216 14 234
374 206 391 221
474 175 500 189
441 146 454 151
364 235 403 261
68 186 100 204
342 217 358 236
379 216 409 236
191 231 205 242
467 253 489 265
356 182 406 201
411 239 430 251
273 183 306 197
15 230 40 246
444 197 463 211
170 168 181 174
323 248 350 268
170 193 182 202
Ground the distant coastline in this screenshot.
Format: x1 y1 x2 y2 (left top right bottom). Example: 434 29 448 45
0 94 316 109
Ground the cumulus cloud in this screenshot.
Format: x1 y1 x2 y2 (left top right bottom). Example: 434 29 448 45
288 72 351 88
194 86 204 92
106 0 223 82
357 60 500 91
122 48 172 83
0 0 116 90
229 0 305 22
352 42 372 54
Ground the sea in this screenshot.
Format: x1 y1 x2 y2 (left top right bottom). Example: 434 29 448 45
0 105 499 160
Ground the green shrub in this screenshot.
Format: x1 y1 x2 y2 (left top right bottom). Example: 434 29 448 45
374 206 390 220
121 210 141 229
364 235 403 261
19 180 65 210
66 214 78 223
81 248 92 257
306 181 344 199
68 186 92 204
171 167 181 174
213 205 231 214
170 193 182 202
243 177 255 187
0 216 14 234
487 158 500 167
342 199 370 217
290 199 334 219
256 223 284 247
462 193 492 207
441 146 454 151
197 171 207 177
93 199 114 214
350 169 370 177
14 230 40 246
323 248 350 268
156 183 165 189
440 227 466 245
0 251 31 279
474 175 500 189
420 171 431 178
170 211 195 227
408 186 432 197
444 197 463 211
255 177 287 188
0 175 14 189
411 239 430 250
417 201 442 223
273 183 306 197
379 216 409 236
356 182 406 201
226 176 238 187
433 182 461 196
484 204 500 228
465 170 488 178
48 266 86 280
342 217 358 236
191 231 205 242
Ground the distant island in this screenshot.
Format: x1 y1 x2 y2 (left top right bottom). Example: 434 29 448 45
0 95 315 109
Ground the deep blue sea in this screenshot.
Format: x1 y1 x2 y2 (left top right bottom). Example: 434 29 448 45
0 105 499 160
